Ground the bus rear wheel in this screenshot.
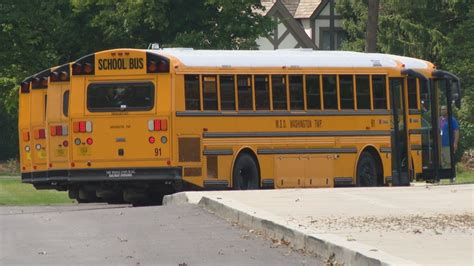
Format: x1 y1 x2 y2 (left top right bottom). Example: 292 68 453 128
356 151 378 187
232 153 259 190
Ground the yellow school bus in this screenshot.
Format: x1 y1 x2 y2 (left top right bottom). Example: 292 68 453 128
65 49 459 203
19 77 33 182
45 63 71 188
29 69 50 184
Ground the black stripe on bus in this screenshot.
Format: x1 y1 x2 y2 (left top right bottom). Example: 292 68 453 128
409 129 424 135
409 109 421 115
257 147 357 155
203 180 229 189
411 145 422 151
176 110 391 117
380 147 391 153
203 149 234 156
203 130 391 138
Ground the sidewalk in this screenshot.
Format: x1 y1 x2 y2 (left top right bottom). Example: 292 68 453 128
164 184 474 265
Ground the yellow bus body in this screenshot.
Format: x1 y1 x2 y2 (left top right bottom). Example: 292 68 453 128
65 49 436 193
18 79 32 181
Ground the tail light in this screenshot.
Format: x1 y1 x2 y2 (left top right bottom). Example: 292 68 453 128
32 77 48 89
72 54 95 76
73 121 92 133
148 119 168 131
34 129 46 139
50 71 69 82
50 125 68 136
22 131 30 141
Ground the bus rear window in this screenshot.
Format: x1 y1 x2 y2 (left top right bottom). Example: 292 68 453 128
87 82 154 112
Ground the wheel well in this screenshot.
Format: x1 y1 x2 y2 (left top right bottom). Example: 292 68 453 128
234 148 261 181
359 146 384 185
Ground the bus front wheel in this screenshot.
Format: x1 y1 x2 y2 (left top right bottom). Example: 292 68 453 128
356 151 378 187
232 153 259 190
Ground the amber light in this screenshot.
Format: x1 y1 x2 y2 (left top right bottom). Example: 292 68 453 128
22 131 30 141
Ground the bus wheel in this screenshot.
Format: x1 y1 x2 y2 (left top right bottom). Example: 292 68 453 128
233 153 259 190
356 151 378 187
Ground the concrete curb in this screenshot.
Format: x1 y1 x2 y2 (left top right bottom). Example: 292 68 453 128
197 195 418 266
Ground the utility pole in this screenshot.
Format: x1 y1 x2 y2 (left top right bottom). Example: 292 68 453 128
366 0 380 53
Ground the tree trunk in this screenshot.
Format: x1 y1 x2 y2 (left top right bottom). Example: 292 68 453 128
366 0 380 53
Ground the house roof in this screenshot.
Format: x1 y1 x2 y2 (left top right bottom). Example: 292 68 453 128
260 0 323 18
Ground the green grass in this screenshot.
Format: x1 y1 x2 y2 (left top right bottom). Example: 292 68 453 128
441 169 474 184
0 178 74 206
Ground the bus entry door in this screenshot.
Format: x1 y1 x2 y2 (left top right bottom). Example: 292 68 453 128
390 78 410 186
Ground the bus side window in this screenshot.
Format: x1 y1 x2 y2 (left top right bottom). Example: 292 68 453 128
322 75 337 109
289 75 304 110
219 75 236 111
407 77 418 110
356 75 370 110
272 75 287 110
254 75 270 110
306 75 321 110
237 75 252 111
339 75 354 109
202 75 218 111
185 75 200 110
372 75 387 109
63 90 69 117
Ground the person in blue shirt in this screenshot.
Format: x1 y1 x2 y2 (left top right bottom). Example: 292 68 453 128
440 105 460 169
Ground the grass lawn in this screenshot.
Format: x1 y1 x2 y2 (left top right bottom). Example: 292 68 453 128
0 177 74 206
440 169 474 184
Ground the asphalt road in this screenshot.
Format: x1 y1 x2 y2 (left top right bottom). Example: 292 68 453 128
0 204 322 265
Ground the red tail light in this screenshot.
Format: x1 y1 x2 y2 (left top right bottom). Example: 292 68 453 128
22 131 30 141
86 138 93 145
148 119 168 131
73 121 92 133
83 63 94 74
63 140 69 147
34 129 46 139
56 125 63 136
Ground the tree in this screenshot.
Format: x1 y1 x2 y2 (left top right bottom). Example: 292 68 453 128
366 0 379 52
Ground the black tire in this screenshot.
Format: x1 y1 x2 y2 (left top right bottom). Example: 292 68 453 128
232 153 259 190
356 151 378 187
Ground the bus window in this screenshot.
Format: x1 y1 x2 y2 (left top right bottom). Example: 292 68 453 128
63 90 69 117
372 75 387 109
237 75 252 110
219 75 235 111
306 75 321 110
185 75 200 111
202 75 218 110
254 75 270 110
87 82 154 112
272 75 287 110
339 75 354 109
289 75 303 110
323 75 337 109
408 77 418 110
356 75 370 109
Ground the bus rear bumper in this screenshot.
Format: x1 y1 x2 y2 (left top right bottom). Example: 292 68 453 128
67 167 182 182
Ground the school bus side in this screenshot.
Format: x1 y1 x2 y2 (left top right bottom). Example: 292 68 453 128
19 78 33 182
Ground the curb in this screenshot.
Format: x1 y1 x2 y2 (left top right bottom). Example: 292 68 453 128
197 195 417 266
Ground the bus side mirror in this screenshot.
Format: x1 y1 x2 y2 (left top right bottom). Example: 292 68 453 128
451 80 461 109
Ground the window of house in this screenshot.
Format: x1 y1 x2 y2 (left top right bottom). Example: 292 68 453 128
254 75 270 110
372 75 387 109
323 75 337 109
339 75 354 109
320 28 346 50
237 75 252 110
306 75 321 110
356 75 371 110
272 75 287 110
289 75 304 110
219 75 235 111
185 75 200 110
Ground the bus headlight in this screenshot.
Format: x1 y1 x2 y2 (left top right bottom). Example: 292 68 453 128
35 144 41 150
161 136 167 144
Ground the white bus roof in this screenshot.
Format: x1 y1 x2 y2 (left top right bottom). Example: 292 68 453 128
150 49 430 69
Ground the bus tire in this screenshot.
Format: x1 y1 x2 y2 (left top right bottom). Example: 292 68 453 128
232 153 259 190
356 151 378 187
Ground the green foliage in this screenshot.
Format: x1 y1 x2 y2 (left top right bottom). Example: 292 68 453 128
0 0 271 160
337 0 474 152
0 178 72 205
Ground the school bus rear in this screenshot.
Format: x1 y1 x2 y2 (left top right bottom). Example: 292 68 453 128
19 78 33 182
68 49 177 192
46 64 71 185
29 70 50 183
